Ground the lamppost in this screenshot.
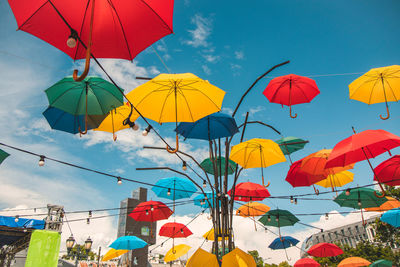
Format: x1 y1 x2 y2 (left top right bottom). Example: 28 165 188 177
66 235 93 267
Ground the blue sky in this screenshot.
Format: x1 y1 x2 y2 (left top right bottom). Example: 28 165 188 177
0 0 399 263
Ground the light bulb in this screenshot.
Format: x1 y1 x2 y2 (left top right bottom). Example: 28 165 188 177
180 229 184 234
89 211 92 218
358 201 362 207
38 156 45 167
346 189 351 196
182 162 187 171
117 177 122 185
267 215 271 222
167 188 171 196
146 210 149 215
290 196 294 203
15 216 19 223
34 208 36 213
132 123 139 131
151 206 154 211
276 218 279 222
203 180 207 188
238 196 242 201
294 198 298 205
67 37 77 48
225 194 229 198
142 130 148 136
325 213 329 220
238 210 241 214
161 243 163 247
87 218 90 224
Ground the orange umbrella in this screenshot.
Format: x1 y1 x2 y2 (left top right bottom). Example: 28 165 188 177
236 202 270 217
365 197 400 212
338 257 371 267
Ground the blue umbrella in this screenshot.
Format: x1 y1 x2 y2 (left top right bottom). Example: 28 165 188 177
152 177 197 200
194 192 218 208
109 236 147 250
268 236 299 250
43 107 106 134
176 112 239 141
381 208 400 227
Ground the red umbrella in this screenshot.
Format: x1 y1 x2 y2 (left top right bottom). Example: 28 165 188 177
326 129 400 196
129 200 173 222
159 222 193 238
307 242 343 257
227 182 270 202
294 258 321 267
374 155 400 186
8 0 174 80
285 159 326 194
263 74 320 118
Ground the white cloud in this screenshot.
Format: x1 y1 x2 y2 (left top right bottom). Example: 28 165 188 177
234 51 244 60
203 54 220 63
248 106 266 116
184 15 213 48
221 107 233 115
230 63 242 70
202 65 211 75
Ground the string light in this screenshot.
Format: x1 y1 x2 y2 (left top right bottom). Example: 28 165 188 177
346 189 351 196
182 161 187 171
117 177 122 185
358 200 362 207
203 180 207 188
150 206 154 211
38 156 45 167
66 30 78 48
294 198 298 205
34 208 36 213
87 218 90 224
225 194 229 198
325 213 329 220
89 211 92 218
275 216 279 222
290 196 294 203
132 123 139 131
167 188 171 196
180 229 184 234
267 215 271 222
142 125 152 136
14 215 19 222
145 210 149 215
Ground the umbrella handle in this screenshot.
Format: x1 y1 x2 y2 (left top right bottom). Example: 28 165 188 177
379 104 390 120
313 185 320 195
166 134 179 154
289 105 297 119
262 176 270 188
374 188 386 198
72 0 95 82
113 133 117 141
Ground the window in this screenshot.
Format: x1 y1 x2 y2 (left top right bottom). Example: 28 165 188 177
328 233 332 240
370 228 375 237
355 225 359 233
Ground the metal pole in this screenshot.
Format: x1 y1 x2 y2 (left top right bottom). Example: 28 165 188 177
97 246 101 266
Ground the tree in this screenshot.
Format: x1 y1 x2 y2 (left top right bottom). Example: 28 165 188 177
248 250 264 267
278 261 291 267
314 241 400 266
62 244 97 261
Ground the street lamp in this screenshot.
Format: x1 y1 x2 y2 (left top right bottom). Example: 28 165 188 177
66 235 93 267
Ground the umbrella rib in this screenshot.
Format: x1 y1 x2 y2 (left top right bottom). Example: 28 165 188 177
107 0 133 59
139 0 174 33
384 79 399 102
157 88 176 122
74 0 92 60
176 87 195 121
89 83 124 114
269 79 290 103
16 1 48 31
177 84 222 110
48 84 84 107
349 77 379 100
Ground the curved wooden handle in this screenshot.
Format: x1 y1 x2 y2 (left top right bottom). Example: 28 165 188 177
379 105 390 120
113 133 117 141
166 134 179 153
374 185 386 198
289 105 297 118
313 185 320 195
262 176 270 188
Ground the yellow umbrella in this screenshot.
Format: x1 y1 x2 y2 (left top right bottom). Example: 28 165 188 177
338 257 371 267
187 248 219 267
101 248 129 261
221 248 256 267
164 244 191 263
349 65 400 120
94 102 140 141
126 73 226 153
315 171 354 191
230 138 286 187
203 228 229 241
365 196 400 212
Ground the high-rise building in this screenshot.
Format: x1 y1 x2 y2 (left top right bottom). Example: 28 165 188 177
117 188 157 266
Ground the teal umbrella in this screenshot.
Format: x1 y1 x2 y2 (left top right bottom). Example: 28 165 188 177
370 259 392 266
0 149 9 165
200 157 237 176
45 76 124 134
275 136 308 163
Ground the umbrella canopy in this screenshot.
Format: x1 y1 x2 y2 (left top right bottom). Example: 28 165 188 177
109 236 147 250
315 171 354 189
186 248 219 267
221 248 257 267
338 257 371 267
294 258 321 267
152 177 197 200
0 149 9 165
8 0 174 61
230 139 286 169
259 209 299 227
334 188 388 209
203 228 229 241
200 157 237 176
43 106 106 134
176 112 238 140
326 130 400 169
275 136 308 155
101 248 128 261
94 102 140 140
374 155 400 186
164 244 191 263
263 74 320 118
307 242 343 257
380 208 400 227
128 200 172 222
349 65 400 120
228 182 271 202
370 259 393 267
365 197 400 212
236 202 270 217
193 192 216 208
159 222 192 238
285 160 327 188
268 236 299 250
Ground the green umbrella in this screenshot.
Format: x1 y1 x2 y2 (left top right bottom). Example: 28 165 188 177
259 209 299 227
334 188 388 225
370 259 392 266
45 76 124 134
200 157 237 176
0 149 9 164
275 136 308 163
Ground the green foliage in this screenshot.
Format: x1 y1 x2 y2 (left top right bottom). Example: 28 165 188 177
248 250 264 267
277 261 291 267
313 241 399 266
61 244 97 261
